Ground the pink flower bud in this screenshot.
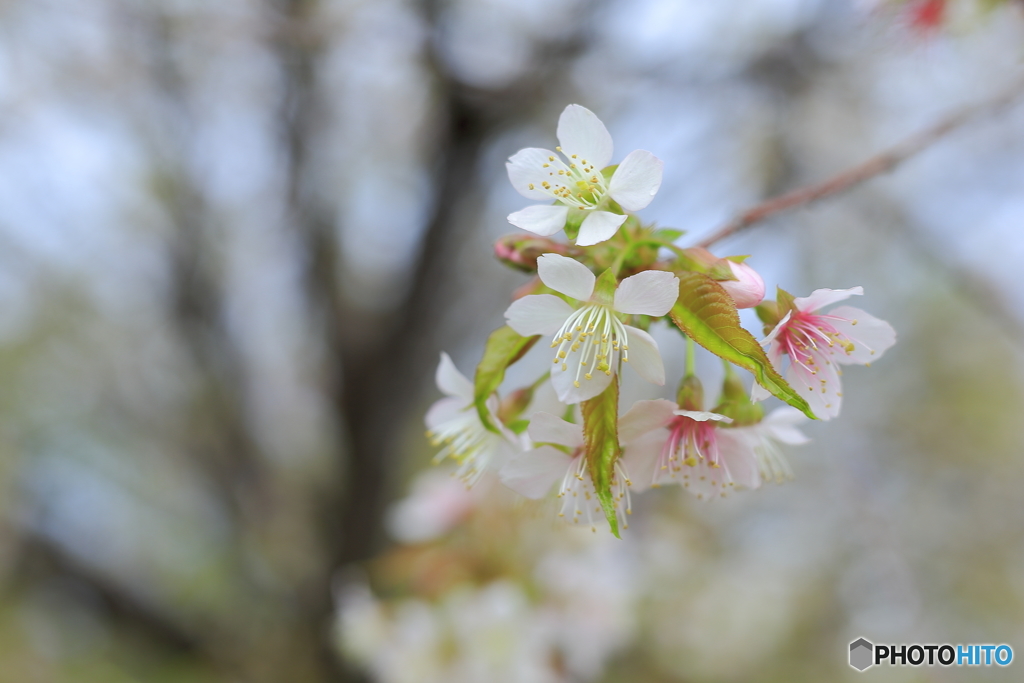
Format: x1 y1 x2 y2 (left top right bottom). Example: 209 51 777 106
493 235 581 273
719 261 765 309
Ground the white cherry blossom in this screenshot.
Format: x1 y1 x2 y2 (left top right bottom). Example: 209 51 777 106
425 353 522 484
504 254 679 404
498 406 666 531
731 407 810 484
506 104 664 246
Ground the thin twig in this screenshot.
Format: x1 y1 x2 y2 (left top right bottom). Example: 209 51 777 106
698 75 1024 248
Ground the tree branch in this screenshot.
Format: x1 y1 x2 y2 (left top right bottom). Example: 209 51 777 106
697 75 1024 248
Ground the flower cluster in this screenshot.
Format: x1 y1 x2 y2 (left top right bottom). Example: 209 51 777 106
426 104 896 536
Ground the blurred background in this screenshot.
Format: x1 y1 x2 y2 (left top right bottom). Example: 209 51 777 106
0 0 1023 681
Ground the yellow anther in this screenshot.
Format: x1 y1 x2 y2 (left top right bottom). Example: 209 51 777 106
528 183 535 190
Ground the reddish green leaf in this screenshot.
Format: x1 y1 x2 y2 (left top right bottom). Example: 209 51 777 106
669 272 816 420
474 326 539 433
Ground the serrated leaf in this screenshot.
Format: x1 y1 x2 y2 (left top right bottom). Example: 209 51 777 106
581 376 622 538
474 326 539 433
669 272 816 420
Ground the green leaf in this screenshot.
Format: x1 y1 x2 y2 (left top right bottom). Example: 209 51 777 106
581 376 622 538
651 228 685 243
776 286 796 315
669 272 816 420
474 326 539 433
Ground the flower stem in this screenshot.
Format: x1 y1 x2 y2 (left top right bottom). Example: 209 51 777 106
685 336 696 378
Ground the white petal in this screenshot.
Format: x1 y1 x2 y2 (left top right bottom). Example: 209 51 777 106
556 104 613 169
760 407 810 445
551 358 614 404
622 325 664 385
436 352 473 400
618 399 678 444
674 409 733 423
750 342 784 402
613 270 679 316
507 204 569 236
760 310 792 346
504 294 575 336
527 412 584 449
788 351 842 421
608 149 663 211
716 430 762 490
621 429 668 493
506 147 566 200
794 286 863 313
536 253 596 301
424 396 466 430
825 306 897 365
749 382 771 402
575 210 626 246
499 446 573 499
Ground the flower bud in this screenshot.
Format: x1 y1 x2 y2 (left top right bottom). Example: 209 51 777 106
676 374 704 412
493 235 580 273
712 371 764 426
718 260 765 309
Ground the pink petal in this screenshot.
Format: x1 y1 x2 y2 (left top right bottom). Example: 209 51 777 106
718 261 765 309
504 294 575 336
556 104 613 170
537 253 596 301
613 270 679 316
608 149 663 211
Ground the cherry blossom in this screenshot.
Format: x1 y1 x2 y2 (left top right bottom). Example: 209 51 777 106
506 104 663 246
617 399 761 500
729 407 810 484
753 288 897 420
505 254 677 404
499 406 668 531
425 353 522 484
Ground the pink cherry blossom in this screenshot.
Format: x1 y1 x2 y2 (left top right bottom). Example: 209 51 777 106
618 399 761 500
752 287 897 420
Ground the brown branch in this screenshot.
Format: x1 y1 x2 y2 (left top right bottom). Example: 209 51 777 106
697 75 1024 248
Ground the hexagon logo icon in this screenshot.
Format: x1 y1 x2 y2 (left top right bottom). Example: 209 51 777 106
850 637 874 671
